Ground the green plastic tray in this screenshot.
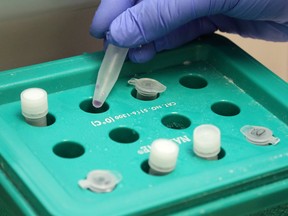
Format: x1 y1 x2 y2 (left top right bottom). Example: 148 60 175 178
0 34 288 215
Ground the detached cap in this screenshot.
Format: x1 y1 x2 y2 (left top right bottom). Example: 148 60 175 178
21 88 48 119
240 125 280 145
78 170 122 193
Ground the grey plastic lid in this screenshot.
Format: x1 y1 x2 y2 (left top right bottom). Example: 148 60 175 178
128 78 166 97
78 170 122 193
240 125 280 146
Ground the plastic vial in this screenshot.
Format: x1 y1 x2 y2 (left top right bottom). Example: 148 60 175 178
148 139 179 175
128 78 166 100
193 124 221 160
20 88 48 127
92 44 129 108
240 125 280 146
78 170 122 193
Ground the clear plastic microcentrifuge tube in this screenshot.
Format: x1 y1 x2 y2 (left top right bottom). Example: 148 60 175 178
92 44 129 108
148 139 179 175
21 88 48 127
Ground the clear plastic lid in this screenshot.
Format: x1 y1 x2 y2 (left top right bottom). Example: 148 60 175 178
240 125 280 146
78 170 122 193
128 78 166 97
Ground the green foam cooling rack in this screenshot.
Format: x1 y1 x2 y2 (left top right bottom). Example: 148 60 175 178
0 34 288 216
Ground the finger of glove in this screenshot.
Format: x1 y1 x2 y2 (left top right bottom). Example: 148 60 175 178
90 0 136 39
154 18 217 52
211 15 288 42
128 18 217 63
128 43 156 63
107 0 238 47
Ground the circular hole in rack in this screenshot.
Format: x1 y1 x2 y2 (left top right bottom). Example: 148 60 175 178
161 114 191 129
211 101 240 116
80 98 109 114
131 89 160 101
141 159 150 174
53 141 85 159
218 148 226 160
141 159 171 177
141 160 169 176
194 148 226 160
24 113 56 127
179 75 208 89
47 113 56 126
109 127 139 144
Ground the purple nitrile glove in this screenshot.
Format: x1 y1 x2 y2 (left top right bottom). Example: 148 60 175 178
90 0 288 63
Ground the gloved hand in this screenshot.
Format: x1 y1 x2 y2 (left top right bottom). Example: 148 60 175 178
90 0 288 63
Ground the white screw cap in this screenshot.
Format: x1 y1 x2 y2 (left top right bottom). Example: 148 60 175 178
193 124 221 159
21 88 48 119
148 139 179 173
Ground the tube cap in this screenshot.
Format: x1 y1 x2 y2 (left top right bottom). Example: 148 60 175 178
21 88 48 119
240 125 280 145
128 78 166 99
148 139 179 173
193 124 221 158
78 170 122 193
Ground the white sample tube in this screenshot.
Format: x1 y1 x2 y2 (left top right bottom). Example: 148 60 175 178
21 88 48 127
148 139 179 175
193 124 221 160
92 44 129 108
